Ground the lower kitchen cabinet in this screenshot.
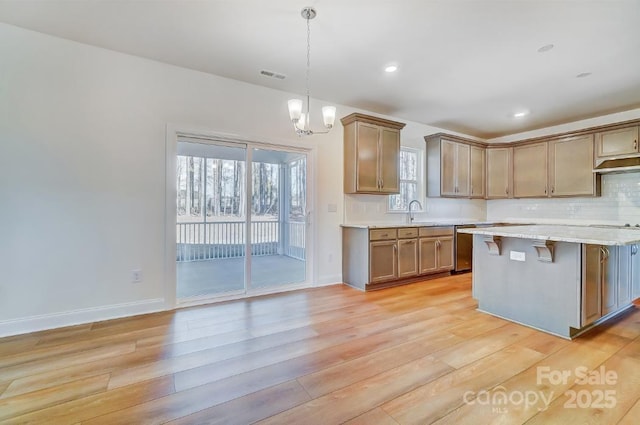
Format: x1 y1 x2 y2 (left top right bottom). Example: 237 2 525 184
632 244 640 300
369 240 397 283
582 244 636 327
397 238 419 278
342 225 454 290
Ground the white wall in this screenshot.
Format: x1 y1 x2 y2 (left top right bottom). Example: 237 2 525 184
0 23 469 335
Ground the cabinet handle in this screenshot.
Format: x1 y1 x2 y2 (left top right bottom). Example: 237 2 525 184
632 245 638 255
635 139 638 150
600 246 609 262
381 234 388 238
394 244 397 252
380 178 384 189
551 186 555 194
544 187 547 195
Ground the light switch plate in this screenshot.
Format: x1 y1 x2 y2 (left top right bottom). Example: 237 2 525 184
510 251 526 261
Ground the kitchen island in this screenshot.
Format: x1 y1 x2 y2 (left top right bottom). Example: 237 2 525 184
459 225 640 338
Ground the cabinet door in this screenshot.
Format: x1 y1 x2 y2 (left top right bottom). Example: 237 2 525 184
440 140 457 196
355 123 381 192
398 239 418 278
582 245 602 326
437 236 454 271
470 146 485 198
601 246 619 315
486 148 512 198
550 135 596 197
618 246 633 307
455 143 470 197
596 126 639 158
632 244 640 301
513 142 548 198
419 238 438 274
379 128 400 193
369 240 397 283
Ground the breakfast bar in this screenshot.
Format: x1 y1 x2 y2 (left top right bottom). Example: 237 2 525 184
459 225 640 339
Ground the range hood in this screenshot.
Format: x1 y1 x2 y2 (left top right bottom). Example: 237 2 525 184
593 156 640 174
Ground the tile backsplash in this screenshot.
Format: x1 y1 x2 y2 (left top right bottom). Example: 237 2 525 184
344 173 640 226
487 173 640 225
344 194 486 224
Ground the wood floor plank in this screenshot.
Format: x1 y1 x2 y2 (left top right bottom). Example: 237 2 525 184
381 344 545 425
2 376 175 425
165 380 311 425
0 336 40 358
430 339 615 425
617 398 640 425
0 374 110 420
256 355 454 424
433 322 535 369
298 330 463 398
0 342 136 383
0 275 638 425
343 407 400 425
525 354 640 425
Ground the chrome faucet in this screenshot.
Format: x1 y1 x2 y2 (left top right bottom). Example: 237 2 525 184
408 199 423 223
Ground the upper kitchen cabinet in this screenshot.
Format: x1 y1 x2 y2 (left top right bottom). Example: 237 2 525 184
595 126 639 159
549 134 600 197
486 147 512 199
425 134 485 198
342 113 406 194
513 142 548 198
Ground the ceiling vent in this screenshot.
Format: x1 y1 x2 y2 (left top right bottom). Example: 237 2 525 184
260 69 286 80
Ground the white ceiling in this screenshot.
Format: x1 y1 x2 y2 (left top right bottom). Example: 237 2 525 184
1 0 639 139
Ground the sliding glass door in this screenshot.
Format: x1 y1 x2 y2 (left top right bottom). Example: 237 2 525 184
176 138 308 301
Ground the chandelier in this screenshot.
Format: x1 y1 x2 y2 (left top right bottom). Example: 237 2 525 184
287 7 336 136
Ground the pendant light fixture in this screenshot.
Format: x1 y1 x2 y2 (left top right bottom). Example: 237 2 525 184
287 7 336 136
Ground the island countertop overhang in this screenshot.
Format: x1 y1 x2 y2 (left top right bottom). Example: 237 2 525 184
458 225 640 246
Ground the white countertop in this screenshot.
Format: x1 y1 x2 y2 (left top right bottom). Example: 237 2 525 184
341 219 496 229
458 225 640 246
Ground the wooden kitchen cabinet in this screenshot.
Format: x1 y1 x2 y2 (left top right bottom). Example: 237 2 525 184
631 244 640 300
418 227 454 274
369 240 397 283
582 245 602 326
398 238 419 278
470 145 486 198
342 113 405 194
600 246 619 316
549 134 600 197
513 142 548 198
342 225 453 290
426 134 485 198
595 126 639 159
486 147 512 199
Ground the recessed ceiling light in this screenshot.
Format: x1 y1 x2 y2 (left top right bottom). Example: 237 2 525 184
513 111 529 118
537 44 554 53
384 64 398 73
576 72 592 78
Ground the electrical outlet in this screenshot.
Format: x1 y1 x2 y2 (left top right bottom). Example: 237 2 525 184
131 269 142 283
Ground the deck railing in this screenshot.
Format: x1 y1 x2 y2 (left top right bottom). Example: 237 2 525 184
177 220 305 261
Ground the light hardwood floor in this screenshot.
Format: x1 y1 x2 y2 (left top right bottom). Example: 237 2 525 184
1 274 639 424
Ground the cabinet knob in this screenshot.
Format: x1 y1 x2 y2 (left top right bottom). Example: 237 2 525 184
505 188 509 195
632 245 638 256
551 186 555 194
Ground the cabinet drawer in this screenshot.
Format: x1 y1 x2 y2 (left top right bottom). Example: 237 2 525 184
398 228 419 238
370 229 397 241
419 226 454 237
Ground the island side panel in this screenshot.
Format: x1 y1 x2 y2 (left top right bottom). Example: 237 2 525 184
472 235 582 338
342 227 370 290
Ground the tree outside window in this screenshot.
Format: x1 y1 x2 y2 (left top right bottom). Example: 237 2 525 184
389 148 420 211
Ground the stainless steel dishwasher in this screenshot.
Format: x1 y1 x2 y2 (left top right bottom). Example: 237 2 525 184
454 224 475 273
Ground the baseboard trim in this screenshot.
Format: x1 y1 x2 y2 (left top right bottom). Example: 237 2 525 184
316 274 342 287
0 298 166 338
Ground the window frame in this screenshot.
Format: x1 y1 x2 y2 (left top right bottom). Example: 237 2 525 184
387 146 424 213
